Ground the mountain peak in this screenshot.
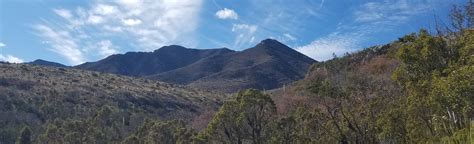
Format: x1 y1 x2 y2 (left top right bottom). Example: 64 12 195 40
32 59 48 63
260 38 280 43
27 59 67 67
154 45 187 53
258 39 284 46
253 39 290 51
243 38 316 64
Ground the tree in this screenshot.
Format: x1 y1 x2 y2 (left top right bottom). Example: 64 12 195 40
272 106 324 144
16 126 32 144
202 89 277 144
392 28 473 143
127 119 196 144
38 121 65 144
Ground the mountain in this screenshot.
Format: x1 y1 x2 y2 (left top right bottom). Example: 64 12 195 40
149 39 316 92
77 39 316 93
0 63 223 143
76 45 235 76
27 59 67 67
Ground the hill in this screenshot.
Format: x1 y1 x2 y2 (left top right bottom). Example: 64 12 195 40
0 63 223 143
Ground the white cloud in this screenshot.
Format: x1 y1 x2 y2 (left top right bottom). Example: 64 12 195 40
36 0 203 64
283 33 296 41
231 24 258 48
0 42 5 48
115 0 203 49
34 24 85 65
0 54 23 63
216 8 238 20
122 18 142 26
296 33 362 61
97 40 118 57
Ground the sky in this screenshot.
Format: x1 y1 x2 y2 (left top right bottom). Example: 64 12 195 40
0 0 467 65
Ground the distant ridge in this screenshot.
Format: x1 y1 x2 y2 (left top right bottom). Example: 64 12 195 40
27 59 67 67
76 45 234 76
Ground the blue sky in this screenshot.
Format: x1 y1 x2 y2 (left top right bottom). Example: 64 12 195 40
0 0 466 65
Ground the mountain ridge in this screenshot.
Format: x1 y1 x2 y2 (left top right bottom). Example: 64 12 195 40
148 39 316 92
76 45 235 76
43 39 315 93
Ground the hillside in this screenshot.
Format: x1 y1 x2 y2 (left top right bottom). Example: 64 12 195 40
279 43 398 97
265 29 473 143
0 63 223 143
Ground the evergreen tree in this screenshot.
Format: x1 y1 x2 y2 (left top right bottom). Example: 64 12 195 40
16 126 32 144
203 89 277 144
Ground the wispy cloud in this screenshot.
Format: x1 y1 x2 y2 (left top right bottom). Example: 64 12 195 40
0 42 5 48
232 24 258 48
296 32 362 61
34 24 85 65
297 0 432 61
0 54 23 63
216 8 238 20
283 33 296 41
53 9 73 19
97 40 118 58
354 0 430 24
35 0 203 65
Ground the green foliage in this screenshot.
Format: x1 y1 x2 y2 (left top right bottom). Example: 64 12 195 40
389 29 473 143
37 106 132 143
272 107 325 144
202 89 276 144
126 119 196 144
15 126 32 144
